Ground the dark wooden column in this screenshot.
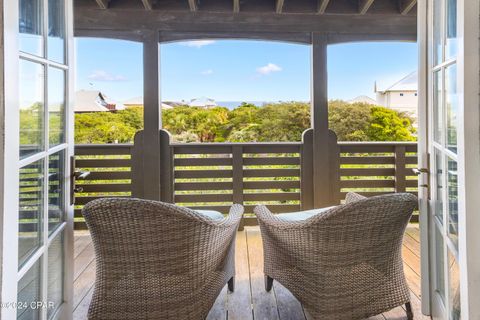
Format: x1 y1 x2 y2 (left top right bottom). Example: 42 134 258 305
311 33 332 207
141 31 161 200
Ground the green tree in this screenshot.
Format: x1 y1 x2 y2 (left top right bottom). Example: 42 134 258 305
367 106 416 141
328 100 371 141
73 100 417 144
255 102 310 141
225 103 261 142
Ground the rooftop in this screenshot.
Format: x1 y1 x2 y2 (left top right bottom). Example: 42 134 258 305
377 71 418 93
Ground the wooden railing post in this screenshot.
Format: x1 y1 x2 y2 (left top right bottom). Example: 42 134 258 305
328 130 341 203
232 145 244 230
131 130 144 198
141 31 161 200
311 33 332 208
395 145 407 193
160 129 174 203
301 129 314 210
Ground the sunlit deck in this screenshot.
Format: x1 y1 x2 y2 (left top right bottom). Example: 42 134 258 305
73 225 428 320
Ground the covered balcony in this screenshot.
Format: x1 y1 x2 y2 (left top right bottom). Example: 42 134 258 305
68 0 425 319
70 137 423 319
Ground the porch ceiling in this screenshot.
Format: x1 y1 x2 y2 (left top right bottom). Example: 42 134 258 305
74 0 417 43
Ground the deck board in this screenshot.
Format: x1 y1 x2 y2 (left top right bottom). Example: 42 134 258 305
73 225 429 319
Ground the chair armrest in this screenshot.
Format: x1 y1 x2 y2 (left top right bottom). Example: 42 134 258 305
345 192 366 204
221 203 244 228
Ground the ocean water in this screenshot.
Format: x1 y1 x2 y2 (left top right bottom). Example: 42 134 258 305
216 101 270 109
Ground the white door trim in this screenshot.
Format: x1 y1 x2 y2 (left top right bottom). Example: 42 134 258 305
417 0 431 315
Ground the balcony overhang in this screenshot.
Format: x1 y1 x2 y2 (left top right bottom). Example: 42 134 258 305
74 0 417 43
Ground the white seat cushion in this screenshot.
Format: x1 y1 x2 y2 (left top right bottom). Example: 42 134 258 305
195 209 224 221
276 206 337 221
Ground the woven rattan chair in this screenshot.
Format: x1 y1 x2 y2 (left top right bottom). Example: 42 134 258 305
82 198 243 320
255 192 417 320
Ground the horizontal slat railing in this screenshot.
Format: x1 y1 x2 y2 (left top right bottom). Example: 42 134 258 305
170 141 303 226
337 141 419 222
73 144 133 229
73 138 418 229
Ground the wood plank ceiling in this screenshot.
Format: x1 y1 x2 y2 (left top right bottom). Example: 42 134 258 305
79 0 416 15
74 0 417 43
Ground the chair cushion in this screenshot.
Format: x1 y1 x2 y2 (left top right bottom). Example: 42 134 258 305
195 209 224 221
345 192 367 204
276 206 337 221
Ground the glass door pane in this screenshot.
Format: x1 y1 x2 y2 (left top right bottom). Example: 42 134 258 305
447 157 458 245
47 232 64 318
48 68 66 146
433 0 443 66
48 151 65 234
433 71 443 144
434 149 444 224
448 250 460 320
17 260 42 320
19 0 44 57
16 0 70 317
18 160 44 268
445 64 457 153
19 60 45 159
445 0 457 60
47 0 65 63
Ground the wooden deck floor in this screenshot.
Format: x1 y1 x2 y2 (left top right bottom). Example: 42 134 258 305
73 226 429 320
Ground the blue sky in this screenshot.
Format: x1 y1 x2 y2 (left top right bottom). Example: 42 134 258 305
75 38 417 103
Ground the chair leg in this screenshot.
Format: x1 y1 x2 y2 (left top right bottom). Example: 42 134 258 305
228 277 235 292
405 302 413 320
265 275 273 292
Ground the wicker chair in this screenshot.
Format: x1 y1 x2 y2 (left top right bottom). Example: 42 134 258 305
82 198 243 320
255 192 417 320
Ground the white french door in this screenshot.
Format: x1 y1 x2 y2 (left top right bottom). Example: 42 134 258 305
427 0 460 318
1 0 74 319
421 0 480 319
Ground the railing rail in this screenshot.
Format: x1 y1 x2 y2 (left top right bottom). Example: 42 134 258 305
73 144 133 230
73 134 418 229
169 140 305 227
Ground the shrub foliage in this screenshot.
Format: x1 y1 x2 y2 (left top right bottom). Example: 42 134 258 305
72 101 416 144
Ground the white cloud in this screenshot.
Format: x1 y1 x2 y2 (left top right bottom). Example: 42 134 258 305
88 70 127 81
181 40 216 48
256 63 282 75
201 69 214 75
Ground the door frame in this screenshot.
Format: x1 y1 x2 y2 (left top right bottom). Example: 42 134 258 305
1 0 21 317
457 0 480 318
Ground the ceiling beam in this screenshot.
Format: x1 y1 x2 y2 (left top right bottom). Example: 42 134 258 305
233 0 240 13
400 0 416 15
275 0 285 14
141 0 153 10
317 0 330 14
188 0 198 12
359 0 375 14
95 0 109 9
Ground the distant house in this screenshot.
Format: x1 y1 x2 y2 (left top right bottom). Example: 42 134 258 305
188 96 217 108
74 90 125 113
348 95 377 105
123 96 173 110
375 71 418 118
